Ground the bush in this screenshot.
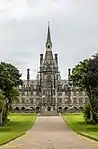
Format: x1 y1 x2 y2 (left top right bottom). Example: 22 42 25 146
83 103 90 124
83 103 98 124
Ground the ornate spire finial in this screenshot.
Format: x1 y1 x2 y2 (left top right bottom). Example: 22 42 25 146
48 21 50 27
46 21 52 49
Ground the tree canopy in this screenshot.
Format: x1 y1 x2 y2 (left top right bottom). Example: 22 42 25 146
71 53 98 123
0 62 23 125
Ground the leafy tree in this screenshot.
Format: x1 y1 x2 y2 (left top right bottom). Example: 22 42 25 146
0 90 5 110
71 58 98 123
87 54 98 117
71 59 89 89
9 87 20 110
0 62 23 124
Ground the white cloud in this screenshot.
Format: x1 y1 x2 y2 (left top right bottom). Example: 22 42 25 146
0 0 73 19
0 0 98 79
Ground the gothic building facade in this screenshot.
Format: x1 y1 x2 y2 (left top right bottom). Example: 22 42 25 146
12 24 88 112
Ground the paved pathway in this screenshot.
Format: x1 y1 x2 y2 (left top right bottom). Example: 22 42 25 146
0 116 98 149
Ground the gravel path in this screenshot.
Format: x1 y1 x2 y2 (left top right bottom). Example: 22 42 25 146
0 116 98 149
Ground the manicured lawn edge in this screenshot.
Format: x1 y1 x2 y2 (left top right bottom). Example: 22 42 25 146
0 113 37 146
77 132 98 141
62 114 98 141
0 132 26 146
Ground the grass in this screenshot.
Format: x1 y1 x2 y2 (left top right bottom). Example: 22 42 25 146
63 113 98 141
0 113 37 146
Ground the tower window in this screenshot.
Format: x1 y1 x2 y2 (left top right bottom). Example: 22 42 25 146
48 45 50 48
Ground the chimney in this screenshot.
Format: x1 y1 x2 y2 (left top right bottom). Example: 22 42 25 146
27 68 30 80
68 68 71 81
54 54 58 64
40 54 43 65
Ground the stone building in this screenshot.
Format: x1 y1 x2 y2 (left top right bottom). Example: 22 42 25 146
12 23 88 112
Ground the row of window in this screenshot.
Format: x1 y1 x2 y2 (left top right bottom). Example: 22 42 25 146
22 84 40 89
21 91 86 97
14 97 88 104
58 91 87 96
57 97 88 104
21 91 40 96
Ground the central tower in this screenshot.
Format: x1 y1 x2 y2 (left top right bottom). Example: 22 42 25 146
39 22 59 111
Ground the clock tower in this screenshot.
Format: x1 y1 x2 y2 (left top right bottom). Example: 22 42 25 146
39 22 59 111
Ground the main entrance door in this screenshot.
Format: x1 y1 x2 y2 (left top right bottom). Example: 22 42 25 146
47 106 51 111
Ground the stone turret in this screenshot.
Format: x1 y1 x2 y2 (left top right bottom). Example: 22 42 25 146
40 54 43 65
54 54 58 64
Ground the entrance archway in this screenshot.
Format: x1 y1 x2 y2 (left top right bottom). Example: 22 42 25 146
30 107 35 111
21 107 25 111
36 107 40 112
64 107 68 112
14 107 20 112
79 107 83 111
47 107 51 111
53 106 55 110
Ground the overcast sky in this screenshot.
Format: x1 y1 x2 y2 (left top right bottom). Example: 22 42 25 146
0 0 98 80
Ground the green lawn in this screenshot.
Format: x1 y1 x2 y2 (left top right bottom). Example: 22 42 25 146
63 113 98 141
0 113 37 146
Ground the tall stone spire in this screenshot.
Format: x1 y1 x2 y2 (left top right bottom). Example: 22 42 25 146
47 21 51 43
45 21 53 61
46 21 52 49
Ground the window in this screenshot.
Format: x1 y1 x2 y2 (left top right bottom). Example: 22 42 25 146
36 98 39 104
21 91 25 96
84 92 87 96
16 99 19 104
47 90 51 95
58 92 62 96
73 98 77 104
36 91 40 96
27 91 29 96
65 98 68 103
79 98 83 104
30 98 33 104
53 98 56 103
65 91 68 96
21 98 25 104
26 99 29 104
73 91 77 96
52 90 55 95
43 90 45 95
85 98 89 102
58 85 62 90
30 84 33 89
58 98 62 104
36 85 39 90
43 98 45 103
30 91 33 96
79 91 83 96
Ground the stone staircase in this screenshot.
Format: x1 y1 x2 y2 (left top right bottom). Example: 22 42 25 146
39 110 60 116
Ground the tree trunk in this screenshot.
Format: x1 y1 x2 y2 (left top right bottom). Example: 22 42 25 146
90 109 93 122
0 112 3 125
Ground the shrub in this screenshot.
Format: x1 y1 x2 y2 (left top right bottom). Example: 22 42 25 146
83 103 91 124
83 103 98 124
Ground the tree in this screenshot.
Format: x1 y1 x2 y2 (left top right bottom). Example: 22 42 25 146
87 53 98 116
71 59 89 89
0 62 23 124
71 58 98 123
9 87 20 110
